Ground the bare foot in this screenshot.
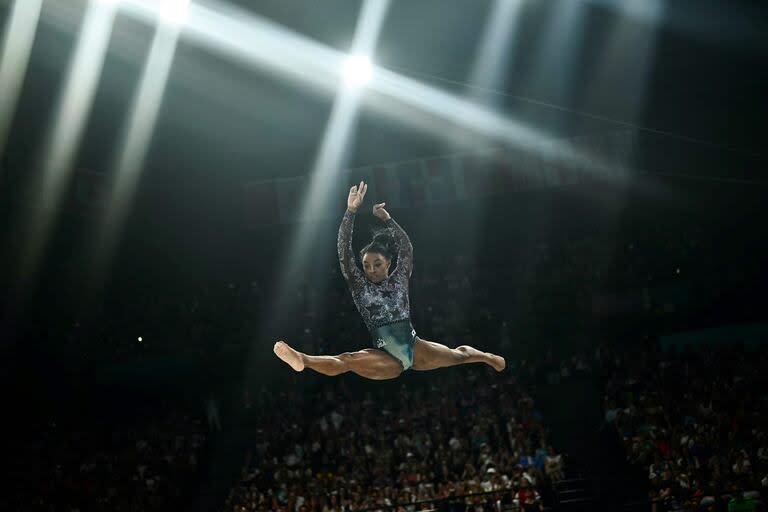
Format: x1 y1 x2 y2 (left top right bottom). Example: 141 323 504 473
487 353 506 372
273 340 305 372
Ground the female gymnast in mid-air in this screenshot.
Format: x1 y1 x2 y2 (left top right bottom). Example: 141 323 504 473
274 181 505 380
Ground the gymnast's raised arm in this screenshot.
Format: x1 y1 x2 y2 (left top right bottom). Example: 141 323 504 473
337 181 367 281
372 202 413 279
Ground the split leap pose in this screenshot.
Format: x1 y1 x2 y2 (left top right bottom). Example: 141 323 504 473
274 181 505 380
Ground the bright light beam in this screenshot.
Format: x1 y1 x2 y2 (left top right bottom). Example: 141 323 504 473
443 0 523 256
468 0 523 107
440 0 523 168
160 0 191 25
584 0 663 123
271 0 390 317
526 0 587 107
368 66 590 169
116 0 593 167
0 0 44 160
343 55 372 86
206 0 603 170
109 0 340 94
16 0 117 289
183 1 341 93
70 0 613 179
91 0 188 285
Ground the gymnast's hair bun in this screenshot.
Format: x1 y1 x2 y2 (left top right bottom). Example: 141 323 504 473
361 227 396 260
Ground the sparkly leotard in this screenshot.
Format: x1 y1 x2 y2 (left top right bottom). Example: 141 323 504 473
337 209 413 330
337 210 416 369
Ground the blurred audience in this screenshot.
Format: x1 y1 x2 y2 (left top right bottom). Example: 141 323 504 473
224 368 560 511
600 343 768 511
4 412 206 511
7 219 761 512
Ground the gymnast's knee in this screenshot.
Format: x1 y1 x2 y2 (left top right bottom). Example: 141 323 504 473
336 352 356 369
338 351 373 374
455 346 472 361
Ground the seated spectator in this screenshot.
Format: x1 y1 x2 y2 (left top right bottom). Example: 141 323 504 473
514 478 544 511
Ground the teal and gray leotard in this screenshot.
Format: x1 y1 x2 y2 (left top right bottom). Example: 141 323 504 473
337 210 416 370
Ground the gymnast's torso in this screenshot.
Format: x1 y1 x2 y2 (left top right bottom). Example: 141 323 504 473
337 210 413 333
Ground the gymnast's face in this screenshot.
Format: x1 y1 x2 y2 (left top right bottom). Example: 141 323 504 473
362 252 391 283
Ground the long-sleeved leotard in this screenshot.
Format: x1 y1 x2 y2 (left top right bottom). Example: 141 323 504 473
337 209 413 334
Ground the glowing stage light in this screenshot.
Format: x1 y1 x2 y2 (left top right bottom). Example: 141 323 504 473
161 0 190 25
271 0 388 324
343 55 372 86
105 0 587 165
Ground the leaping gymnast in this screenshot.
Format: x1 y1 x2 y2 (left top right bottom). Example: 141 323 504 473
274 181 505 380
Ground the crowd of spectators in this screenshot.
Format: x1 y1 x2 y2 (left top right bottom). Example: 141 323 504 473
224 368 565 511
601 343 768 511
5 207 759 512
4 411 207 512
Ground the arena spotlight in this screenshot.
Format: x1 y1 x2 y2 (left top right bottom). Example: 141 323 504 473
161 0 190 25
343 55 372 86
103 0 587 167
271 0 388 330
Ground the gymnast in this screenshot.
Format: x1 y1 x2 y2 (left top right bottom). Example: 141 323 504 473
274 181 505 379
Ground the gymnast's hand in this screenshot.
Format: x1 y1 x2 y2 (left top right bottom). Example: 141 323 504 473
347 181 367 213
373 202 391 221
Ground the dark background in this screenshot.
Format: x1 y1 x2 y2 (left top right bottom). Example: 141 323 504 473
0 0 766 435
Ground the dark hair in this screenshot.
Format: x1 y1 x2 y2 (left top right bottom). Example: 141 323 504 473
360 227 396 261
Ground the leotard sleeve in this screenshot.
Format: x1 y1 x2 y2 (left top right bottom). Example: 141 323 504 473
386 218 413 279
338 209 364 286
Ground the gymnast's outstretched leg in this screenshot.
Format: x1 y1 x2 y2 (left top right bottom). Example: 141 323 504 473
273 341 402 380
411 337 506 372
